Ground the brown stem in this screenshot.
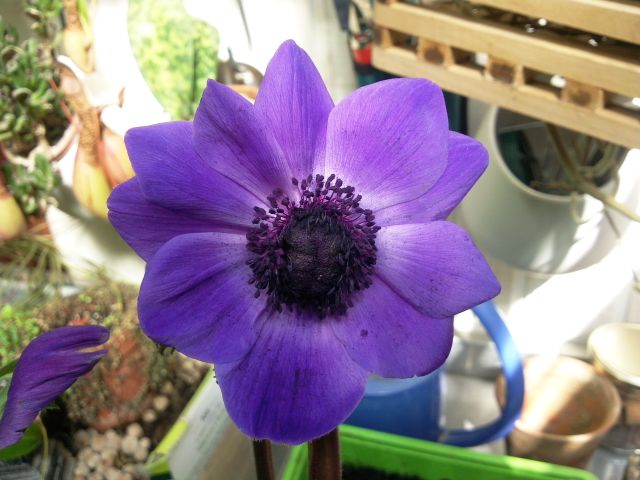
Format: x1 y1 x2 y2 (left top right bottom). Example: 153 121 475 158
48 78 75 126
0 172 9 196
35 417 49 479
308 429 341 480
63 0 82 29
58 65 101 166
252 440 275 480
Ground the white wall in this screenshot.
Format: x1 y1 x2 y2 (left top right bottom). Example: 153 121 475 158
185 0 358 102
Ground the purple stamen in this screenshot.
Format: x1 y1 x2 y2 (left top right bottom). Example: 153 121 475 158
246 173 378 317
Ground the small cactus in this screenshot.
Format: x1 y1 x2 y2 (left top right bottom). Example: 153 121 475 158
35 283 180 431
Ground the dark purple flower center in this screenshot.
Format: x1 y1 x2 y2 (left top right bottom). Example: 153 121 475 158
246 174 379 317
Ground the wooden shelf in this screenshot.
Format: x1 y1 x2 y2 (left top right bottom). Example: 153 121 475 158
372 1 640 147
470 0 640 45
373 45 639 148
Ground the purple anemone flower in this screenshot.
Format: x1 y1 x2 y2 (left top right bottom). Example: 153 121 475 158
0 326 109 449
108 40 499 444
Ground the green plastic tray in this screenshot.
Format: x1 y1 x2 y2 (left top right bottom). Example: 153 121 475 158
282 425 596 480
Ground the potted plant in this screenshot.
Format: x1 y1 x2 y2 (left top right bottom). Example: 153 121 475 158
41 0 222 285
0 281 210 479
37 57 148 285
0 1 84 303
0 1 76 239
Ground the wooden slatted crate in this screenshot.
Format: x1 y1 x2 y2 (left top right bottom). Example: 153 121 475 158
372 0 640 148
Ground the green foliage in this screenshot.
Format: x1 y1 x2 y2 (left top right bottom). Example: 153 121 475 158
128 0 219 120
0 14 67 155
0 304 41 366
76 0 92 36
24 0 64 41
0 360 17 378
191 20 219 115
0 235 67 307
0 374 10 413
0 422 42 460
0 366 43 461
2 153 60 216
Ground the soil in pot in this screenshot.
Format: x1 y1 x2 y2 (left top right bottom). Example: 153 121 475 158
343 465 421 480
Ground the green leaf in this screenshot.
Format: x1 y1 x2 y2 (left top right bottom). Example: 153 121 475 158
13 114 28 132
0 423 43 461
0 359 18 378
11 87 32 100
128 0 218 120
77 0 92 36
0 373 12 412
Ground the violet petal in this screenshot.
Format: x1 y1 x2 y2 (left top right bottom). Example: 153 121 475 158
138 232 263 364
0 326 108 449
376 221 501 318
255 40 333 178
124 121 264 221
108 179 223 262
193 80 292 198
375 131 489 226
215 310 368 444
332 278 453 378
322 78 448 210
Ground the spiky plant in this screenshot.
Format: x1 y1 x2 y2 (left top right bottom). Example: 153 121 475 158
35 283 178 430
0 0 69 228
1 153 60 217
0 10 67 158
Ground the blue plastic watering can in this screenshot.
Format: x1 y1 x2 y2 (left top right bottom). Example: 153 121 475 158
345 301 524 447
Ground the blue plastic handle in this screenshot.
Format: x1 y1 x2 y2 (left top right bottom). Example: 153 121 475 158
439 301 524 447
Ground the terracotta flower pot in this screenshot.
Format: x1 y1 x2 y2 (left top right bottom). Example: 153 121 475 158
589 323 640 452
497 356 621 467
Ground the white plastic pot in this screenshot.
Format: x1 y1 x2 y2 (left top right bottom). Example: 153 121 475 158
457 102 638 274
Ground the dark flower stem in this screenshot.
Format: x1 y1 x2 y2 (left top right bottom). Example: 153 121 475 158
252 439 275 480
35 417 49 479
308 428 341 480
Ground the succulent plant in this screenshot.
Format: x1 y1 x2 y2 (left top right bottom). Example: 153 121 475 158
0 0 68 225
1 153 60 216
24 0 64 43
35 284 178 431
0 14 67 157
0 304 41 366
